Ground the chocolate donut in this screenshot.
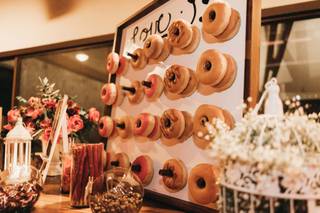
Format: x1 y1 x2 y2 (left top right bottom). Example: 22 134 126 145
168 19 193 49
160 109 185 139
159 159 188 191
188 164 219 204
196 49 228 86
164 64 190 94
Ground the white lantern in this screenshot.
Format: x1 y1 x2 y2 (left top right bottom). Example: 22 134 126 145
4 117 32 184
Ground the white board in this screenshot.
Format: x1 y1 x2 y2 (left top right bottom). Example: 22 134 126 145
108 0 250 209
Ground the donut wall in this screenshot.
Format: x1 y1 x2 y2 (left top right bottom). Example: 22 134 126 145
103 0 260 211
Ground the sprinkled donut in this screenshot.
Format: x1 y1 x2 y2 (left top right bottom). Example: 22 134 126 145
131 155 154 186
159 159 188 191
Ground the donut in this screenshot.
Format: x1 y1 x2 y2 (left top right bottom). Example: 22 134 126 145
171 26 200 55
215 9 241 42
222 109 235 129
143 34 164 59
159 159 188 191
160 109 185 139
167 19 193 49
179 69 198 98
193 104 225 149
100 83 117 106
196 49 228 86
129 48 148 70
98 116 115 138
142 74 164 101
133 113 155 137
109 152 130 169
123 81 144 104
188 164 219 204
202 1 232 36
106 52 120 74
149 38 172 64
116 56 129 76
163 64 190 94
212 54 237 92
147 115 161 141
177 111 193 142
114 84 125 106
115 116 132 139
131 155 154 186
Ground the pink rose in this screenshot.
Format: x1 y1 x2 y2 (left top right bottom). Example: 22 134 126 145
7 109 20 123
28 97 41 107
3 124 13 131
88 107 100 123
67 100 80 116
42 98 56 109
40 118 52 129
25 107 43 120
43 127 52 142
68 115 84 132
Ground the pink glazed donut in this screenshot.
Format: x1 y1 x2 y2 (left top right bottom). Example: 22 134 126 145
106 52 120 74
98 116 115 138
100 83 117 106
133 113 155 137
142 74 164 101
116 56 129 76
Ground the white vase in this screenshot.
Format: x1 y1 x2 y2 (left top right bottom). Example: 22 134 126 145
41 140 62 176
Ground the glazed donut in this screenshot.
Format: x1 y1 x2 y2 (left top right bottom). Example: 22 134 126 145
202 1 232 36
168 19 193 49
178 111 193 142
100 83 117 106
212 54 237 92
123 81 144 104
193 104 225 149
116 55 129 76
106 52 120 74
131 155 154 186
179 69 198 98
164 64 190 94
129 48 148 70
159 159 188 191
142 74 164 101
115 116 132 139
196 49 228 86
98 116 115 138
109 152 130 169
149 38 172 64
171 26 200 55
160 109 185 139
133 113 155 137
222 109 235 129
215 9 241 42
188 164 219 204
147 116 161 141
143 34 164 59
114 84 125 106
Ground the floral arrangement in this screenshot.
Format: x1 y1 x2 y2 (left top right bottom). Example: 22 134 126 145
1 77 101 144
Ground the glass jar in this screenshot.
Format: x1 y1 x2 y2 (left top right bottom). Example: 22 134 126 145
89 167 144 213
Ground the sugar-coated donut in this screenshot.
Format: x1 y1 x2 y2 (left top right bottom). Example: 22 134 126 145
178 111 193 142
202 1 232 36
124 81 144 104
188 164 219 204
98 116 115 138
129 48 148 70
179 68 198 98
160 109 185 139
115 116 132 139
116 56 129 76
168 19 193 49
147 115 161 141
143 74 164 101
196 49 228 86
143 34 164 59
215 9 241 42
106 52 120 74
149 38 172 64
193 104 225 149
100 83 117 106
131 155 154 186
159 159 188 191
164 64 190 94
133 113 155 137
109 152 130 169
212 54 237 92
222 109 235 129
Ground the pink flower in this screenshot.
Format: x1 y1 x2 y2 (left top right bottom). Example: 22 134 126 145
25 121 35 135
67 100 80 116
7 109 20 123
88 107 100 123
40 118 52 129
25 107 43 120
28 97 41 107
43 127 52 142
3 124 13 131
68 115 84 132
42 98 56 109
